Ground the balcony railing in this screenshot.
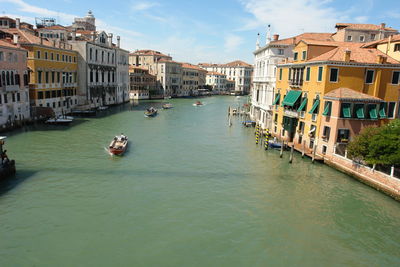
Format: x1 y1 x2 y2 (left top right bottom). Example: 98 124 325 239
289 79 303 87
284 109 299 118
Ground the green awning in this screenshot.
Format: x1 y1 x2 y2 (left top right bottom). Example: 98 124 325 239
369 105 378 119
308 99 320 114
297 98 307 112
281 90 302 107
355 104 365 119
342 103 351 118
322 102 331 116
379 103 387 118
272 94 280 105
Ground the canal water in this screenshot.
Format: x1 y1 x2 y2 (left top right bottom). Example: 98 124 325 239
1 96 400 266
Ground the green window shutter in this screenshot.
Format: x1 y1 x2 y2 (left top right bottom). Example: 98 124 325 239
379 102 387 118
308 99 320 114
317 67 323 81
306 67 310 81
368 105 378 119
281 90 302 107
322 102 331 116
297 98 308 112
279 69 282 80
272 94 280 105
355 104 365 119
341 103 351 118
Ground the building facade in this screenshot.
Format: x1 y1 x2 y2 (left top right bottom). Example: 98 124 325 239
332 23 398 43
115 40 129 104
0 39 30 127
272 39 400 159
206 72 227 94
181 63 206 97
199 61 253 94
156 59 182 97
250 32 333 130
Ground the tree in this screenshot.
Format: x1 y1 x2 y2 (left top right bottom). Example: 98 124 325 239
347 120 400 166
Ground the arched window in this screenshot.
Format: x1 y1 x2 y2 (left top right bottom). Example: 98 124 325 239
10 71 14 85
15 73 20 85
6 71 10 85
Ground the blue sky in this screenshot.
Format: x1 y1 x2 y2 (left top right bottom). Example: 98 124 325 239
1 0 400 64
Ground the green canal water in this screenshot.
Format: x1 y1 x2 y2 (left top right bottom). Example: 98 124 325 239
1 96 400 266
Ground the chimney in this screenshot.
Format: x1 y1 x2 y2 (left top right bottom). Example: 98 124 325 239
344 49 351 62
16 18 20 29
380 23 386 29
40 36 43 45
273 34 279 41
376 55 387 64
108 33 113 47
13 34 19 45
72 29 76 41
117 36 120 48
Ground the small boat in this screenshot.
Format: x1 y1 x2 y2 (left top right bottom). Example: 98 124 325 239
144 107 158 117
58 115 74 120
108 134 128 156
45 116 73 125
98 106 108 111
193 101 203 106
268 140 283 149
162 103 173 109
0 136 16 180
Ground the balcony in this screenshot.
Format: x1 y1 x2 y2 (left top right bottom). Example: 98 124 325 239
289 79 303 87
284 109 299 118
1 84 20 92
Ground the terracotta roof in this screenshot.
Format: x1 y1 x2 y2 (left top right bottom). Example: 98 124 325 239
270 32 334 46
41 25 67 31
299 39 363 47
181 63 207 71
335 23 397 32
324 88 383 102
207 71 225 76
309 45 400 64
158 58 181 64
130 49 171 58
199 60 252 68
0 28 53 46
0 39 26 50
362 34 400 47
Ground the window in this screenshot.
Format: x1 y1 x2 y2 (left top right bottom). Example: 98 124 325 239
371 34 376 40
278 49 284 55
395 44 400 52
359 35 365 42
293 52 298 61
0 51 3 61
305 67 310 81
38 91 43 99
323 126 331 141
302 51 307 60
37 71 42 83
44 52 48 59
365 70 374 84
317 66 323 82
37 51 41 59
56 54 59 61
388 102 396 118
347 35 352 41
340 103 352 118
329 68 338 82
392 71 400 84
337 129 350 143
279 68 282 80
45 72 49 83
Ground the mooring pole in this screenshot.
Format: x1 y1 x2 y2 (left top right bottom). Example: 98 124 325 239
302 140 305 158
289 144 294 163
280 139 284 158
312 144 316 163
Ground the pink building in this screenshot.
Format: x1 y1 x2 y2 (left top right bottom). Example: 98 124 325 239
0 39 30 127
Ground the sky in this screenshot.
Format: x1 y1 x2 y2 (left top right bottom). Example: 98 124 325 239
1 0 400 64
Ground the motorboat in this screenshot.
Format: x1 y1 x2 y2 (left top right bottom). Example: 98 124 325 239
268 140 283 149
45 116 73 125
98 106 108 111
108 134 128 156
162 103 173 109
193 101 203 106
144 107 158 117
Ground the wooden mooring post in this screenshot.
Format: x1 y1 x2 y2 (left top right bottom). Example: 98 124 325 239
280 140 284 158
302 141 305 158
312 144 316 163
289 144 294 163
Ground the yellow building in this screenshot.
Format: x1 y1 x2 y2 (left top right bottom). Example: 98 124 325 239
0 26 78 117
363 34 400 61
272 39 400 158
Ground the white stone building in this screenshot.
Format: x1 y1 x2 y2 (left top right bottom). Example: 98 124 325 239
156 59 182 97
115 36 129 104
199 60 253 94
206 72 227 94
250 31 333 130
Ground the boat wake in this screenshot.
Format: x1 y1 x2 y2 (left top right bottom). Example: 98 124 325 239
104 147 114 156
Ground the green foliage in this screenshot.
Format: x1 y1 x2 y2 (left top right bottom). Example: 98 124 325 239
347 120 400 165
